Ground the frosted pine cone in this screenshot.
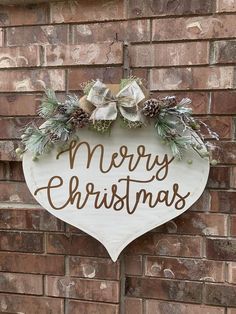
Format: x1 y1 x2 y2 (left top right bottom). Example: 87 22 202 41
57 104 67 115
70 108 90 128
163 96 177 108
142 99 161 118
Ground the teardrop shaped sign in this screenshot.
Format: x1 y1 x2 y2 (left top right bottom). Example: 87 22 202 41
23 124 209 261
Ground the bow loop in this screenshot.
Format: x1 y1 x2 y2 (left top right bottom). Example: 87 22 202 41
87 79 145 122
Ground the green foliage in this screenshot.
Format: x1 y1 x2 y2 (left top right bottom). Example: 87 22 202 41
38 89 59 118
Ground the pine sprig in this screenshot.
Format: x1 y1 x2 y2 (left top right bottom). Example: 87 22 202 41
38 89 59 119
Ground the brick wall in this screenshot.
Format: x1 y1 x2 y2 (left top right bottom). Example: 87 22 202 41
0 0 236 313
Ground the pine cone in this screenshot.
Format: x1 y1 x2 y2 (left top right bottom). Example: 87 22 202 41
70 108 90 128
57 104 67 115
142 99 161 118
163 96 177 108
49 133 60 142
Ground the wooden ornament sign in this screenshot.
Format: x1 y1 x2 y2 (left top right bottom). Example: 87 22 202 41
23 124 209 261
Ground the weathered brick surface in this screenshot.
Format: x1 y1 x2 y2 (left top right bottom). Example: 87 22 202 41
47 233 108 257
216 0 236 12
0 69 65 92
0 208 64 231
128 0 214 17
0 94 40 116
150 66 235 91
130 42 209 67
68 300 119 314
125 297 143 314
68 67 123 90
126 277 202 303
50 0 125 23
0 4 48 26
145 256 225 282
46 276 119 302
0 231 43 253
6 25 69 46
0 1 235 313
0 46 40 68
152 15 236 41
210 191 236 213
205 283 236 307
0 294 64 314
206 238 236 261
125 233 202 257
0 272 42 295
72 20 150 44
68 256 119 280
0 252 64 275
44 42 123 66
145 300 225 314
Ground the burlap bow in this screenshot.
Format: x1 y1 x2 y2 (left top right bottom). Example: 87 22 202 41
87 80 146 122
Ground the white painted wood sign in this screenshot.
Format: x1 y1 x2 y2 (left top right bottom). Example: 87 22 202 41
23 124 209 261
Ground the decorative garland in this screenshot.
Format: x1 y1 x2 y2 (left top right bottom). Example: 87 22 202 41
16 77 218 164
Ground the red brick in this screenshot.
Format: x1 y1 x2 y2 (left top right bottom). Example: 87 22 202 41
0 3 48 26
6 161 24 180
0 117 39 139
230 216 236 236
0 231 44 253
68 67 122 91
200 116 232 139
0 46 40 68
0 252 64 275
205 283 236 306
5 161 24 181
6 25 68 46
44 42 123 66
130 42 209 67
0 69 65 92
145 300 224 314
68 300 119 314
124 255 143 276
125 233 202 258
0 294 63 314
190 190 210 212
208 166 230 188
69 256 119 280
152 15 236 41
129 0 214 17
228 262 236 283
0 182 38 203
126 277 202 303
47 233 108 257
162 212 227 236
0 140 20 161
0 94 40 116
131 68 149 85
50 0 125 23
228 309 236 314
216 0 236 12
212 141 236 164
46 275 119 302
0 272 42 295
150 66 235 91
145 256 225 282
230 167 236 189
0 208 64 231
212 40 236 64
206 238 236 261
72 20 150 44
211 91 236 114
0 29 3 47
125 297 143 314
210 191 236 213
